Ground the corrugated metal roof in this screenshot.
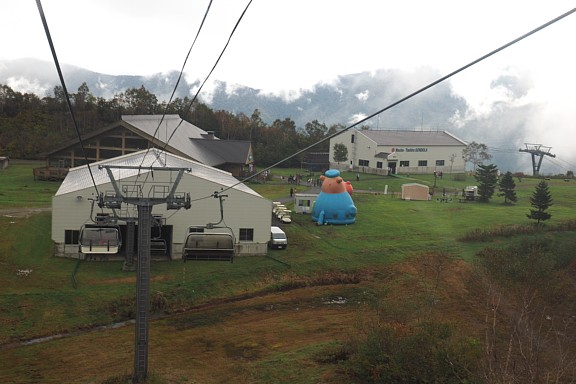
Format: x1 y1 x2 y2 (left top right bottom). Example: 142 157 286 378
190 139 251 164
360 130 467 146
55 148 259 197
122 114 218 165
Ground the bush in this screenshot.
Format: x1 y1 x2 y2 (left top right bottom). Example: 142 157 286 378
344 321 481 383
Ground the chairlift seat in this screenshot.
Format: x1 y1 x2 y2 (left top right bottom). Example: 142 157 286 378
150 239 168 257
182 232 235 262
79 226 121 255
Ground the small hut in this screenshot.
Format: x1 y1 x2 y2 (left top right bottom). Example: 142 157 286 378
0 157 9 170
294 193 318 214
401 183 430 201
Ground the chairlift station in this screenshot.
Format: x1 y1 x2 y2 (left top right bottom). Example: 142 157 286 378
52 148 272 260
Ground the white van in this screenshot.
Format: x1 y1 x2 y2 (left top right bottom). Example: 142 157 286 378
269 226 288 249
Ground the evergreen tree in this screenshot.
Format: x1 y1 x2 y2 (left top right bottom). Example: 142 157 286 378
474 163 499 202
498 171 517 204
527 180 553 224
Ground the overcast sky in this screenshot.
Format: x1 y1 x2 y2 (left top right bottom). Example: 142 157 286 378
3 0 576 171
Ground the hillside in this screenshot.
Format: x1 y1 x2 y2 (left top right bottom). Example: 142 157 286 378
1 164 576 383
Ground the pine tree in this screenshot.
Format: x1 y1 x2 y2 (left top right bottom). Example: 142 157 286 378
474 163 499 202
498 171 517 204
527 180 553 224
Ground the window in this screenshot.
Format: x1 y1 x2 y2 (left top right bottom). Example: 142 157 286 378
239 228 254 241
351 134 355 143
358 159 369 167
65 230 80 245
298 199 311 207
376 161 383 169
400 161 410 167
435 160 445 166
418 160 428 167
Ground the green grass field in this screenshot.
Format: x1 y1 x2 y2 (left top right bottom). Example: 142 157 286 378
1 165 576 383
0 162 60 208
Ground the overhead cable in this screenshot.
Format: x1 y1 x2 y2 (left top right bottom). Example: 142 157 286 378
35 0 100 196
162 0 253 150
213 6 576 196
143 0 214 168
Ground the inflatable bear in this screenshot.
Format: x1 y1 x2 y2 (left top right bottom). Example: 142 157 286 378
312 169 357 225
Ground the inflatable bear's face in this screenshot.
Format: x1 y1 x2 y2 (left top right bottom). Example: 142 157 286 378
320 174 346 194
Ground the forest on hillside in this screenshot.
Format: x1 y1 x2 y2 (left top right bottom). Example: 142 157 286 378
0 83 346 167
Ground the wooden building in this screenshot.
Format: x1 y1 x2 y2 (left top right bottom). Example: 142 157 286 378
35 115 254 180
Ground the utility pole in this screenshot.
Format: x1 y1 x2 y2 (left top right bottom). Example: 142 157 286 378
98 165 191 383
519 144 556 177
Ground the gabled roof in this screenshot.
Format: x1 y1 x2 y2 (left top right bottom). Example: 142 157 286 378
121 114 216 164
55 148 261 197
358 130 467 146
189 139 252 165
45 115 252 168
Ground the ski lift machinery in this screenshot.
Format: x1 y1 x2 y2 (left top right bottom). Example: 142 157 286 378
182 193 236 262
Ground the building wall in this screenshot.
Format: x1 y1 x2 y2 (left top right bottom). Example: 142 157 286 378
330 130 466 175
49 127 150 168
52 172 271 259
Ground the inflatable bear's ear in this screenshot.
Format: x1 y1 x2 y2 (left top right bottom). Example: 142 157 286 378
320 175 326 181
336 177 343 183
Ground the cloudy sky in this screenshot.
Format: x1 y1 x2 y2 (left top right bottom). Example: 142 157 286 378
3 0 576 171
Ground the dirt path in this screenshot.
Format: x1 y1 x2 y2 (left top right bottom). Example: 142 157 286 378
0 207 51 218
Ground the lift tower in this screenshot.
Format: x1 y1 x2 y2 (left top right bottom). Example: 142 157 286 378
98 165 191 383
519 143 556 177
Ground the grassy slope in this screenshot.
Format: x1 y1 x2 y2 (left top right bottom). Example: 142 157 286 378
1 167 576 383
0 162 60 208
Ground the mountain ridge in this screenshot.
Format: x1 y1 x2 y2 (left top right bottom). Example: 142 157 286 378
0 58 562 174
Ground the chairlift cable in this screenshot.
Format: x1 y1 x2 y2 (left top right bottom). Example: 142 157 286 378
163 0 253 150
35 0 100 197
211 6 576 198
138 0 215 171
135 0 251 193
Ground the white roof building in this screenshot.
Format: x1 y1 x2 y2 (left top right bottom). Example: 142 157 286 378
329 129 467 175
52 148 271 259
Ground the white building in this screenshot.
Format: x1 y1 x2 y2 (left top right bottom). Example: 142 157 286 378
329 129 467 175
52 149 271 259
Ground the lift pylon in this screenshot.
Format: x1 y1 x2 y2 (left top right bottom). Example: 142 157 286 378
519 143 556 177
98 165 191 383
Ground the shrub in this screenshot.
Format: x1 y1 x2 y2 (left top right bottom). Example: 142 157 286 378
344 321 481 383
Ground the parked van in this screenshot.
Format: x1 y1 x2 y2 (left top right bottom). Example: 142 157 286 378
269 226 288 249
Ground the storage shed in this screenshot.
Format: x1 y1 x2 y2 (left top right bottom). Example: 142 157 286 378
401 183 430 201
294 193 319 214
52 149 272 259
0 156 9 169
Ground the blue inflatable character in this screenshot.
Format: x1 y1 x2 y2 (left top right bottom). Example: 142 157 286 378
312 169 357 225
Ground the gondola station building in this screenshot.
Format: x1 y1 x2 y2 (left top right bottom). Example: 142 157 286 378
52 148 272 259
329 129 467 175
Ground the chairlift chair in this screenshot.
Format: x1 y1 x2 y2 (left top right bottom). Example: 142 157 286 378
182 226 236 262
150 215 168 258
79 224 122 257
